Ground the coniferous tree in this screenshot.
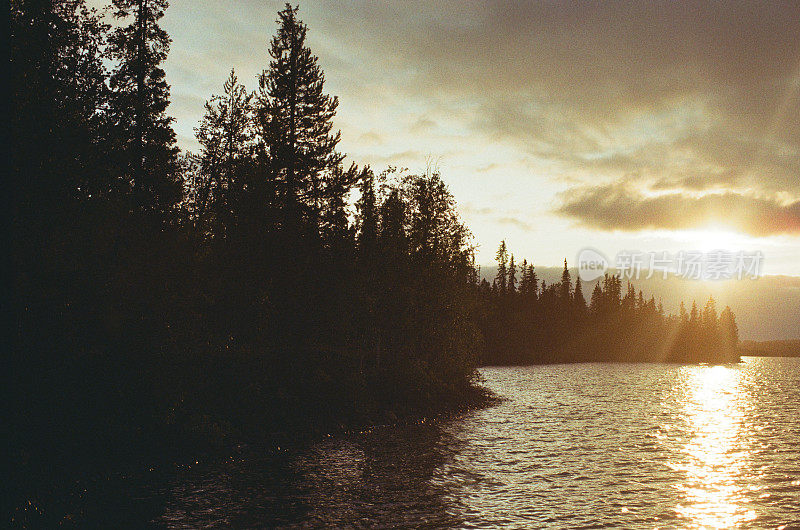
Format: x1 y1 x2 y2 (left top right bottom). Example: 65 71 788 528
10 0 116 469
719 306 740 359
518 259 529 294
702 296 718 330
194 69 254 238
508 255 517 294
495 241 508 294
573 279 586 314
622 282 636 312
559 258 572 304
255 3 344 229
528 265 539 301
590 283 603 315
690 301 699 321
108 0 181 214
356 168 378 255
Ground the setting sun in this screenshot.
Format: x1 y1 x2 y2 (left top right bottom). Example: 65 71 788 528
682 229 754 253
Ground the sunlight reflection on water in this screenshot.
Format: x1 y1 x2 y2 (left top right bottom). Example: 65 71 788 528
672 365 757 528
59 358 800 528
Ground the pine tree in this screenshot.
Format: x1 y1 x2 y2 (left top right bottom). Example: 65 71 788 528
194 69 254 238
356 168 378 256
108 0 181 214
518 259 529 295
528 265 538 301
255 4 344 229
590 282 603 315
719 306 739 358
702 296 718 330
508 255 517 294
573 279 586 314
559 259 572 304
495 241 508 294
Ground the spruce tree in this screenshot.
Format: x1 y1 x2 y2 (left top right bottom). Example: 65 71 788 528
508 255 517 293
559 258 572 303
719 306 739 358
108 0 181 214
356 168 378 255
195 69 254 238
255 4 344 229
528 265 538 301
519 259 529 295
495 241 508 293
590 283 603 315
573 279 586 313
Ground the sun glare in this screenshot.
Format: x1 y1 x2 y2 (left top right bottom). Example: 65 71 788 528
683 229 752 253
673 365 757 528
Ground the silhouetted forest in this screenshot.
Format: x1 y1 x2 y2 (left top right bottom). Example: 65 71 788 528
477 243 740 365
9 0 739 473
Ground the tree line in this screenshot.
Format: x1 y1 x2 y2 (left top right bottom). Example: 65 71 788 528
478 241 740 365
9 1 739 469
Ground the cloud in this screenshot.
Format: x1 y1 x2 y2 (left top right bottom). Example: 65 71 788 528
460 204 535 232
154 0 800 269
301 1 800 188
497 217 535 232
356 131 385 145
556 183 800 236
162 2 800 181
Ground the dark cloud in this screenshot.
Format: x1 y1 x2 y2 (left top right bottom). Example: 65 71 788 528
156 1 800 246
556 183 800 236
298 0 800 199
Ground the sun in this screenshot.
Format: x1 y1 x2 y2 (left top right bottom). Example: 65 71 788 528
684 228 751 253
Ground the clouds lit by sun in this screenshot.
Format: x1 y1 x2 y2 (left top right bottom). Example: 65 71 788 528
154 0 800 273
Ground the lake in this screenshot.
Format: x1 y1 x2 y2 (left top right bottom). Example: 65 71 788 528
40 357 800 528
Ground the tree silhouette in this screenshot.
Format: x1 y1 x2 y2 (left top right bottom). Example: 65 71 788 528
559 258 572 304
495 241 508 294
508 255 517 294
573 278 586 315
108 0 181 213
194 69 254 238
255 3 344 230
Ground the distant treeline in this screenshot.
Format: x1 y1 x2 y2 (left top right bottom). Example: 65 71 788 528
9 0 738 470
477 243 740 365
739 340 800 357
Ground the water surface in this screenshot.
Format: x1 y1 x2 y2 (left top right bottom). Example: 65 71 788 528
53 357 800 527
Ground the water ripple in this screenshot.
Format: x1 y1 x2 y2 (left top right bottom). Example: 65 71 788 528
59 357 800 528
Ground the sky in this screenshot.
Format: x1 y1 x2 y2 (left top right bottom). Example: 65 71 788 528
146 0 799 274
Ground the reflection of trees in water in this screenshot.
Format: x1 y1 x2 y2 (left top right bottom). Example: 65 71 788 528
157 421 463 527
